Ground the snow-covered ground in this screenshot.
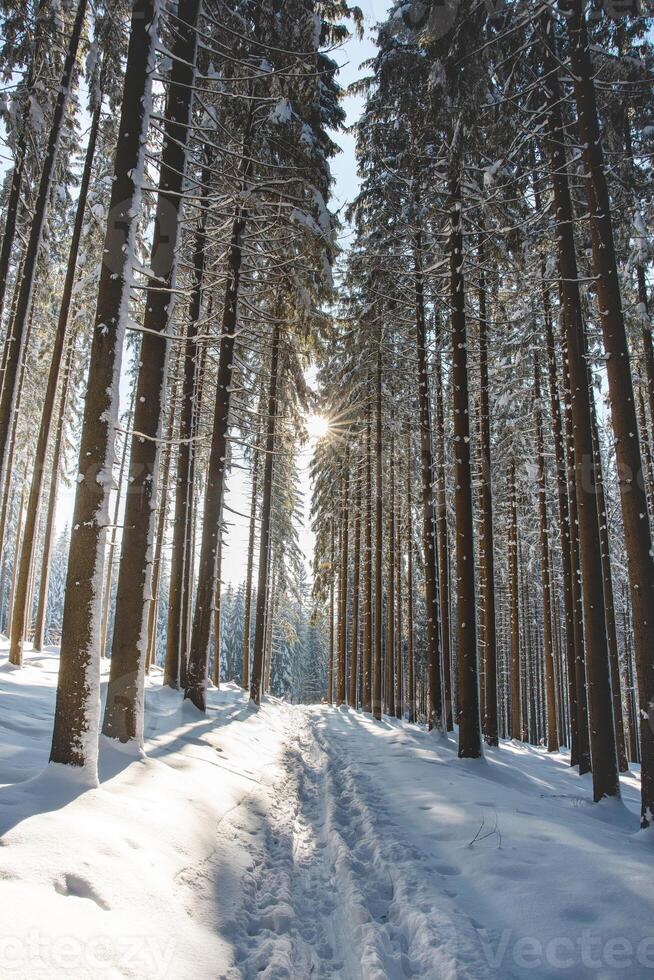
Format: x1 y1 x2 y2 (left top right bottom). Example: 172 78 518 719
1 646 652 979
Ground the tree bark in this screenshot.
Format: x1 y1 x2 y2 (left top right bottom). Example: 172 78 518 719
395 487 403 719
590 389 629 772
8 75 103 666
414 235 442 732
164 155 211 688
146 398 176 673
385 435 395 716
362 408 373 712
185 95 255 710
508 460 521 741
406 430 415 723
249 321 281 706
434 341 453 730
33 328 76 651
541 15 619 800
449 159 481 758
337 448 350 707
328 516 335 704
373 338 383 721
543 290 580 764
477 238 498 746
534 356 559 752
50 0 159 772
213 530 223 687
99 388 136 660
349 460 361 708
241 432 261 690
103 0 201 743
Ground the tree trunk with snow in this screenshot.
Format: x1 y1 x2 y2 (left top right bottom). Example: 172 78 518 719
449 162 481 759
414 236 442 732
562 0 653 819
50 0 159 772
337 449 350 707
249 321 281 707
541 16 618 800
8 77 102 667
477 238 497 747
103 0 200 744
373 339 383 721
534 356 559 752
349 463 361 708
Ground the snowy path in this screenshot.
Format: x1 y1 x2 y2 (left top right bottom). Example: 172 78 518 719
1 650 653 979
216 707 653 980
221 710 487 979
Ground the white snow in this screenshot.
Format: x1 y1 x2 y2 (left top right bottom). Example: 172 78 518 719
1 644 652 979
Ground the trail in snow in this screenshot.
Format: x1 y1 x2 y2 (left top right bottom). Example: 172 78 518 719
221 708 475 980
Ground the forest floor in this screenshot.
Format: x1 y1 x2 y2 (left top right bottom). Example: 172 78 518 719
0 645 653 980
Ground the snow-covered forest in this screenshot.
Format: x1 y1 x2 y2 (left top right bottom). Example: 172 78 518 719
1 0 654 976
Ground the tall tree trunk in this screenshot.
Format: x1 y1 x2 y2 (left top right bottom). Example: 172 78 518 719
362 408 373 712
164 156 211 688
349 461 361 708
477 237 498 746
6 468 28 639
508 460 521 741
534 356 559 752
395 489 403 720
263 552 276 695
185 91 255 710
146 397 177 673
213 530 223 687
0 0 88 487
434 342 453 730
623 594 639 764
33 327 76 651
337 449 349 706
8 79 103 666
0 255 28 587
414 234 442 732
543 287 579 763
635 263 654 445
561 336 592 774
241 436 260 690
249 321 281 706
564 1 649 808
99 388 136 660
103 0 200 743
328 516 335 704
385 435 395 716
406 430 415 723
50 0 159 773
449 154 481 758
373 339 383 721
590 390 629 772
637 387 654 525
541 16 619 801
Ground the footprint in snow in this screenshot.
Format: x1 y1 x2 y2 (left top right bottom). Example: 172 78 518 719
435 863 461 877
54 873 110 910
